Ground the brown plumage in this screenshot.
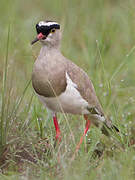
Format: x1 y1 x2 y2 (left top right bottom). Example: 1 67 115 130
32 51 67 97
31 20 119 154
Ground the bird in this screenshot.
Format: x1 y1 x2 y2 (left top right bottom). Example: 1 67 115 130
31 20 119 153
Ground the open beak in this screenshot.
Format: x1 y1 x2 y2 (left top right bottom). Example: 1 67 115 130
31 32 46 45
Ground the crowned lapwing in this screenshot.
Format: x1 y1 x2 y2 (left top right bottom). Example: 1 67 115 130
31 20 119 153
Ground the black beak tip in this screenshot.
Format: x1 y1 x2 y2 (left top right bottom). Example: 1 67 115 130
31 37 39 45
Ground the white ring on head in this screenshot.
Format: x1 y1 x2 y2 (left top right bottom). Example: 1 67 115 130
38 21 59 27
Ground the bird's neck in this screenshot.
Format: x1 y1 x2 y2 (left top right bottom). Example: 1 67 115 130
38 45 60 57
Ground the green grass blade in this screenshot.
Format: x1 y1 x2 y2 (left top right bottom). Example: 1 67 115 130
0 24 10 151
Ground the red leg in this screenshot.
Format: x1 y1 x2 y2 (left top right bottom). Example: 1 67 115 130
73 115 91 158
53 114 61 143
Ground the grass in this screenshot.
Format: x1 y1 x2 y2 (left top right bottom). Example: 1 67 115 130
0 0 135 179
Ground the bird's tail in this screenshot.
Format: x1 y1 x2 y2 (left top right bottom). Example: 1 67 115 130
87 106 119 136
101 122 119 136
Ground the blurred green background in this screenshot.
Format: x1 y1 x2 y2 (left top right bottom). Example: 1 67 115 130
0 0 135 179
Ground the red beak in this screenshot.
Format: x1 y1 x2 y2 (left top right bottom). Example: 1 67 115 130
31 33 46 45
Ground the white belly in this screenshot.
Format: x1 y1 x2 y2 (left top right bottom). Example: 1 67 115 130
37 73 89 114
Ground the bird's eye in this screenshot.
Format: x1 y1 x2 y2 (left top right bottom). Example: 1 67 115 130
51 28 56 33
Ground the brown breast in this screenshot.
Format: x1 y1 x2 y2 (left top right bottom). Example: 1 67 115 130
32 50 104 116
32 55 67 97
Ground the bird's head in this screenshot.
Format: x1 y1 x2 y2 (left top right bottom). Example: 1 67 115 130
31 20 61 48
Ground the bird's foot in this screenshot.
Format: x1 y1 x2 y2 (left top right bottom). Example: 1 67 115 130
56 131 61 144
71 115 91 161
